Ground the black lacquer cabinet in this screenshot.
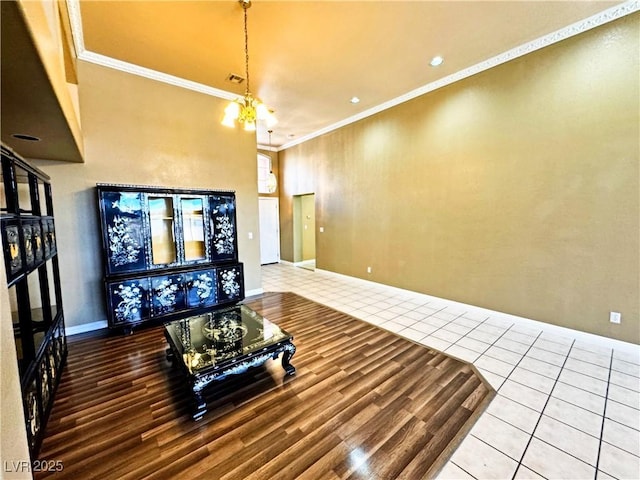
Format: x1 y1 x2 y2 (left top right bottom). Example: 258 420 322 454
97 184 245 331
1 144 67 459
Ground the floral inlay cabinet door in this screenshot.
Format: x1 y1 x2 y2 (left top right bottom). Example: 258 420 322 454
151 274 186 316
100 191 147 274
217 265 244 303
210 194 238 262
185 270 217 308
109 278 151 325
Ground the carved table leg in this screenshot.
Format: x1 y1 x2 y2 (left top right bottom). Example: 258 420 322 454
192 391 207 421
281 342 297 376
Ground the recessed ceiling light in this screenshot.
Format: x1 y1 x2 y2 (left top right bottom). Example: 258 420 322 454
350 97 360 104
429 56 444 67
11 133 41 142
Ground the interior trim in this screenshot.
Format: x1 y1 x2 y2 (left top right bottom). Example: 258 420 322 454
245 287 264 297
315 267 640 356
66 320 108 336
79 50 238 101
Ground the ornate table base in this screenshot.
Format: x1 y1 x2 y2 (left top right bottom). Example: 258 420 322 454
166 340 296 420
164 305 296 420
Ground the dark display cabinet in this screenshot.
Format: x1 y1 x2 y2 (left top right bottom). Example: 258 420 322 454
97 184 245 331
1 144 67 459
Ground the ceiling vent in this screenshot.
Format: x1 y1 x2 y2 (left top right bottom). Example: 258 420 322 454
226 73 245 84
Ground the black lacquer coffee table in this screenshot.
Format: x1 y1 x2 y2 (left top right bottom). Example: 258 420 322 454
164 304 296 420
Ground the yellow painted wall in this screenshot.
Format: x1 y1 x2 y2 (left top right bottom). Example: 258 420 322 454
33 60 261 330
279 15 640 343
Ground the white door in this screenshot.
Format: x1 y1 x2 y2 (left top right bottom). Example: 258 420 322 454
258 197 280 264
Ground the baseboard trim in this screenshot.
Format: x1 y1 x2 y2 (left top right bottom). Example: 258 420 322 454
313 269 639 355
66 320 108 336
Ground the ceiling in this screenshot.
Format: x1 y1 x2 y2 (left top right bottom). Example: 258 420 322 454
1 1 631 159
74 0 626 149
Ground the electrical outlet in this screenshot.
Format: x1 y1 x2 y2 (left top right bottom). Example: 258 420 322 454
610 312 621 324
367 266 372 273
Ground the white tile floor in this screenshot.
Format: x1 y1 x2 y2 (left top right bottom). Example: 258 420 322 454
260 263 640 480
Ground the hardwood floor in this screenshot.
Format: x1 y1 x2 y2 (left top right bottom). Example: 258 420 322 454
37 292 494 480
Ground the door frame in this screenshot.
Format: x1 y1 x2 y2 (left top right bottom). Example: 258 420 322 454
292 193 315 269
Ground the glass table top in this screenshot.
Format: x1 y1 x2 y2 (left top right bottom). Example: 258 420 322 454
164 304 291 374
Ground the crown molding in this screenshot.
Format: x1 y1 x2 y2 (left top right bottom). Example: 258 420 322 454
278 0 639 151
67 0 638 152
79 51 238 101
67 0 238 101
66 0 85 54
257 145 278 152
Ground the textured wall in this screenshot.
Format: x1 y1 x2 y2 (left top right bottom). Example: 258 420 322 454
279 15 639 343
34 61 261 330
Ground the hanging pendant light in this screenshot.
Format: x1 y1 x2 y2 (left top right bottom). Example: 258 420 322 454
266 129 277 193
222 0 277 131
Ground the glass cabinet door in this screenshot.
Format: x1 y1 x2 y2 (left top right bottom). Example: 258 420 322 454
148 196 177 265
181 197 206 262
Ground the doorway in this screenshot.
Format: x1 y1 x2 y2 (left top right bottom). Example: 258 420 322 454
258 197 280 264
293 193 315 271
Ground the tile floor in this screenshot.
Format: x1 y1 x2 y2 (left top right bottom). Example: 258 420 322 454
260 263 640 480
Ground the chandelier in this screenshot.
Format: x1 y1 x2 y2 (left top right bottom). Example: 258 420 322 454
222 0 277 132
